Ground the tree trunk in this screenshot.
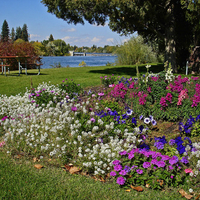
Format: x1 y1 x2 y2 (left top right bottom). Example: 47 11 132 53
164 1 177 72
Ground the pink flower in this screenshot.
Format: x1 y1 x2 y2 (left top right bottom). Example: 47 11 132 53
184 168 193 173
90 118 95 123
98 92 104 96
0 141 5 147
71 106 77 111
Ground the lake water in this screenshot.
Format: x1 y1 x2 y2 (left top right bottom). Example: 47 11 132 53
41 55 117 69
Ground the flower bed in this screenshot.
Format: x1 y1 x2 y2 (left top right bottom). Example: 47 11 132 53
1 67 200 195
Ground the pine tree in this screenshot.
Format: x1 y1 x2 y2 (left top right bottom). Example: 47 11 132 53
21 24 29 41
10 28 15 42
15 27 22 40
49 34 54 41
1 20 10 42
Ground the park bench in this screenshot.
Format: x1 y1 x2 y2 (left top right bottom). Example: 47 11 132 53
0 56 42 76
0 64 11 76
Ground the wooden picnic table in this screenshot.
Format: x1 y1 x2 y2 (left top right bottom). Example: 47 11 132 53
0 56 42 76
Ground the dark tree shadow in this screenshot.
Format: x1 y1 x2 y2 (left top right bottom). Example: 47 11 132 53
3 72 48 76
88 64 164 76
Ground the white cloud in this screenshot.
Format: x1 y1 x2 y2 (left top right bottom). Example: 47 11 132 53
62 36 72 42
106 38 114 43
91 37 101 43
30 34 40 40
122 38 130 44
67 28 76 32
61 28 76 32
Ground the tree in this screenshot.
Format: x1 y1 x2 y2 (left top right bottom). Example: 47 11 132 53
49 34 54 41
10 28 15 42
41 0 194 72
15 26 22 41
21 24 29 41
1 20 10 42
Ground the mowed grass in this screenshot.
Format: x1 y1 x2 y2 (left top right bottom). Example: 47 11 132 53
0 63 164 96
0 151 182 200
0 63 185 199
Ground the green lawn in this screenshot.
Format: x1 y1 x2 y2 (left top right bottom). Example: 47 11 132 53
0 151 183 200
0 63 164 96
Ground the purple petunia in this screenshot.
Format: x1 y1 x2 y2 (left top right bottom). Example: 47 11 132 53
136 169 143 174
119 151 127 156
180 156 189 164
169 156 179 165
169 139 175 145
143 162 151 168
119 170 127 176
71 106 77 111
112 160 121 165
154 141 164 150
110 171 116 176
128 152 135 159
116 176 126 185
114 164 123 171
124 166 131 173
156 160 166 168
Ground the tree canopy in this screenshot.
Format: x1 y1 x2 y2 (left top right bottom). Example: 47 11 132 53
41 0 200 72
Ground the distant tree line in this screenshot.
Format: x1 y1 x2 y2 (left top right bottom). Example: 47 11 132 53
31 34 118 56
1 20 29 42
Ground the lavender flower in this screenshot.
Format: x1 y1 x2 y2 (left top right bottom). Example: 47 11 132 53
154 142 164 150
169 139 175 146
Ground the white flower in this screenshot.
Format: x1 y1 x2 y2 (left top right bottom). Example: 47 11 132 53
189 188 193 193
144 117 150 124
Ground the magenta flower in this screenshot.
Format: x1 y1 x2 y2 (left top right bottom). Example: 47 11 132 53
136 169 143 174
143 162 151 168
119 151 127 155
116 176 126 185
98 92 104 96
169 156 179 165
114 164 123 171
156 160 166 168
168 165 174 170
90 118 96 123
119 170 127 176
112 160 121 165
128 152 134 160
71 106 77 111
110 171 116 176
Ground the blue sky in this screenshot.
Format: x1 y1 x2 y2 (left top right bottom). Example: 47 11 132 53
0 0 132 47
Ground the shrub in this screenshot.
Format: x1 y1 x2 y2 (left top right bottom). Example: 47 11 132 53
115 35 159 65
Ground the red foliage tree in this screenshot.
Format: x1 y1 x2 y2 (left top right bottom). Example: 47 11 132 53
0 40 41 70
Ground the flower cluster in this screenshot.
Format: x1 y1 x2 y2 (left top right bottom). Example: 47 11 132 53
100 74 116 87
177 89 188 105
160 93 173 109
110 147 189 189
110 83 128 99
